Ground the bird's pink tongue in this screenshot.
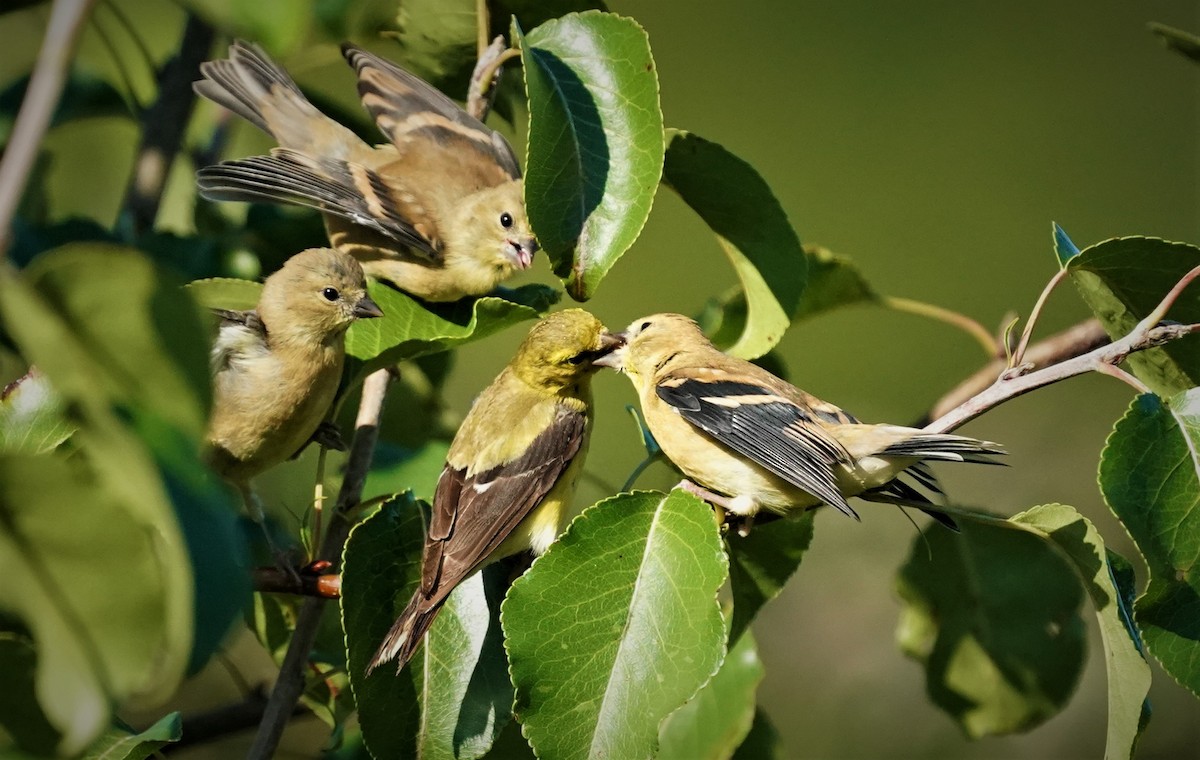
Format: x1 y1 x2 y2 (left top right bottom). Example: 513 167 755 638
516 248 532 269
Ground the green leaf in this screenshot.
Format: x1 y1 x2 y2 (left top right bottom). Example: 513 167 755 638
80 712 181 760
0 368 74 454
345 281 559 370
1009 504 1152 760
0 454 187 755
416 566 514 760
895 513 1086 738
184 277 263 311
658 631 764 760
341 496 425 760
0 73 132 145
726 511 814 644
390 0 478 92
24 244 213 437
730 708 784 760
1066 236 1200 396
503 489 728 760
792 245 878 322
175 0 311 54
1053 223 1081 267
362 440 451 504
516 11 664 301
0 630 59 755
1100 391 1200 698
662 130 805 359
1148 22 1200 64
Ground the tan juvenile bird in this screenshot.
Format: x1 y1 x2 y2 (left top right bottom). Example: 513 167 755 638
194 40 537 302
596 313 1003 526
207 247 382 524
368 309 622 673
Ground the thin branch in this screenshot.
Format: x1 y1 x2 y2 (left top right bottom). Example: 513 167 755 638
253 567 341 598
246 367 394 760
0 0 98 257
467 39 518 122
881 295 999 357
1011 267 1069 367
120 13 214 235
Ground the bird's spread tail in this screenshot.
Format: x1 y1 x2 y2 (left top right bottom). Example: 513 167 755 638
879 432 1006 465
365 590 445 675
195 40 354 155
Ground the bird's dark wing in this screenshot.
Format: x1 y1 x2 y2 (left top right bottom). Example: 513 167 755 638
656 375 858 518
341 44 522 181
197 149 441 259
421 405 587 604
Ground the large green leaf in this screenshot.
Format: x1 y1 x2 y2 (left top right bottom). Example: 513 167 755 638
725 511 814 644
657 631 763 760
1100 391 1200 697
503 489 728 760
516 11 663 301
342 496 425 760
415 566 514 760
1010 504 1152 760
0 369 74 454
80 712 181 760
345 281 559 370
895 513 1086 738
1067 237 1200 396
662 130 805 359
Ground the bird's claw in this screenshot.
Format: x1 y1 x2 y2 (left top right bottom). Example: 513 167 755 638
312 421 348 452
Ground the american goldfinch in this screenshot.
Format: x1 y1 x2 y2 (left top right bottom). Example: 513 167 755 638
368 309 621 673
193 40 537 302
596 313 1003 525
207 247 382 521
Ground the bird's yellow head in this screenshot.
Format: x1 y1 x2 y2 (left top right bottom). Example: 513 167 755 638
257 247 383 344
594 313 709 383
511 309 623 392
447 179 538 275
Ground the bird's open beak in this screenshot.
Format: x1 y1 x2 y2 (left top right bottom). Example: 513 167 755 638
592 330 627 369
353 296 384 319
506 237 539 270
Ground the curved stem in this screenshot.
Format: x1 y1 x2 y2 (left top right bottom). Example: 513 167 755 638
1011 267 1069 368
475 0 490 60
881 295 998 357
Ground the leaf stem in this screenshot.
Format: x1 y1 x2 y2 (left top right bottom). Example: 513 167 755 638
1011 267 1069 368
468 44 521 121
880 295 998 357
475 0 490 60
246 367 394 760
0 0 99 257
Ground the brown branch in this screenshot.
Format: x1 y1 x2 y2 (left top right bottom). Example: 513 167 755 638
921 318 1109 424
0 0 98 257
246 367 393 760
121 13 214 235
253 567 341 598
467 36 514 122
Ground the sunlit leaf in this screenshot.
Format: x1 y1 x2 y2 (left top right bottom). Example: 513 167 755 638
80 712 181 760
185 276 263 311
1100 391 1200 698
516 11 663 301
0 368 74 454
503 489 727 760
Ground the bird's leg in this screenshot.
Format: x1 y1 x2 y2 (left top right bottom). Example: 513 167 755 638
675 479 756 536
240 484 301 585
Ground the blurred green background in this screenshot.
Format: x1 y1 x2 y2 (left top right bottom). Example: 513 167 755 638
3 0 1198 757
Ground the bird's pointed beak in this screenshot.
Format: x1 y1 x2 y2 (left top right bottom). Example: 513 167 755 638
506 237 538 270
592 330 627 369
353 296 384 319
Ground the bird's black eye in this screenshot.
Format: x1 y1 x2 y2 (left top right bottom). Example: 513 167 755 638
640 321 652 331
500 212 513 229
322 287 340 301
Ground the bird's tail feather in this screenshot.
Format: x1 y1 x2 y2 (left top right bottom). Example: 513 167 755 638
365 590 445 676
880 432 1006 465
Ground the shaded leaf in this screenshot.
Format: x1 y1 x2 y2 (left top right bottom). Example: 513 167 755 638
345 281 558 370
503 489 727 760
895 513 1086 738
1100 391 1200 697
658 631 763 760
0 630 59 755
362 440 451 504
516 11 663 301
80 712 181 760
725 511 814 644
730 708 784 760
663 130 805 359
342 495 425 760
1067 236 1200 396
390 0 477 92
0 73 132 145
1010 504 1152 760
175 0 311 54
1148 22 1200 64
0 368 74 454
792 244 877 322
1053 222 1081 268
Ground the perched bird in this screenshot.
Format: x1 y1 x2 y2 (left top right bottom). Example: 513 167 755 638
193 40 537 302
596 313 1003 526
207 247 382 524
368 309 622 673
